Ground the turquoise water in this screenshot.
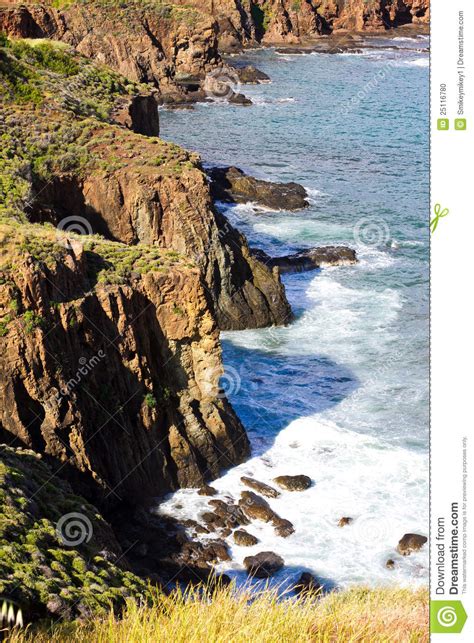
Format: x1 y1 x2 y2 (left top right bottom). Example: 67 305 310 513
158 36 429 588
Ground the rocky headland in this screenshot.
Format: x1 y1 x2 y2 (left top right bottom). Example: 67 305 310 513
0 0 428 625
0 1 429 104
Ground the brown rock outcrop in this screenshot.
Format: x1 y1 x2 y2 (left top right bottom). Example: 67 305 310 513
233 529 259 546
273 474 312 491
243 550 284 577
240 475 280 498
396 533 427 556
251 246 358 274
1 117 291 331
110 93 161 137
0 1 222 103
0 230 250 507
208 166 309 210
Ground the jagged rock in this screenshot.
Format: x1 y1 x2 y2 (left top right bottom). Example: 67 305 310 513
0 1 222 103
228 91 252 105
396 533 427 556
233 64 270 84
201 512 228 531
251 247 358 274
182 520 210 535
274 518 295 538
386 559 396 569
273 475 312 491
338 517 353 527
240 476 280 498
110 93 160 136
233 529 259 546
239 491 277 523
238 492 292 537
244 551 284 578
208 166 309 210
0 237 249 507
208 499 250 527
198 485 218 496
294 572 322 594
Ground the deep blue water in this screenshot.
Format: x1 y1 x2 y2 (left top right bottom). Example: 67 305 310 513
158 36 429 588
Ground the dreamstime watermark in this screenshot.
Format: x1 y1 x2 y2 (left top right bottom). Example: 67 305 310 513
55 350 106 401
56 512 93 546
339 60 396 117
56 215 93 247
203 67 241 101
353 216 391 248
202 365 242 399
192 221 233 264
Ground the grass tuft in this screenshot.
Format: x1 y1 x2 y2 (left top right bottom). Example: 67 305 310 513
11 583 429 642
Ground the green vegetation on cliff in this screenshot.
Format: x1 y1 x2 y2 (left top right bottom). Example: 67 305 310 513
0 446 150 620
0 37 201 221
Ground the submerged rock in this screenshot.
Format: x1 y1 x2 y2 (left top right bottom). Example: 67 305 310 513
273 475 312 491
239 491 277 523
252 247 358 274
198 485 218 497
228 91 253 105
208 499 250 528
244 551 284 578
294 572 322 594
396 533 427 556
208 166 309 210
233 64 271 84
273 518 295 538
386 559 396 569
240 476 280 498
233 529 259 547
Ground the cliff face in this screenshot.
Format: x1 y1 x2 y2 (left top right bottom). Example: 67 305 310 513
0 0 431 75
0 1 222 103
0 226 249 506
0 39 291 331
178 0 429 45
0 37 296 512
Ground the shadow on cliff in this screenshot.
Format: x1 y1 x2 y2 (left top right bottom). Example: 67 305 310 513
221 339 358 454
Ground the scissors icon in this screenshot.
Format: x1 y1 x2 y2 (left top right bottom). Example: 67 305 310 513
430 203 449 233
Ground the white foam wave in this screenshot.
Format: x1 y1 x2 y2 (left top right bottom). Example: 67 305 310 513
157 418 427 589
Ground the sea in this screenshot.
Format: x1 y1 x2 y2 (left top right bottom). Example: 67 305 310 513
157 33 430 591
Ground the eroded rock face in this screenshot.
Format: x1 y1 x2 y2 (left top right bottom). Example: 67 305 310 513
110 93 161 137
182 0 429 46
0 1 222 103
208 166 309 211
243 551 284 578
25 130 292 332
396 533 427 556
0 241 250 507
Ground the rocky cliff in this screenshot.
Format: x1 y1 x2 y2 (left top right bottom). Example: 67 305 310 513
0 1 430 83
0 38 291 330
0 223 250 505
0 37 290 512
0 0 222 103
177 0 430 46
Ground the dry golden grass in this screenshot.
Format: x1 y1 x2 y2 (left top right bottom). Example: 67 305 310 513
11 583 429 643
